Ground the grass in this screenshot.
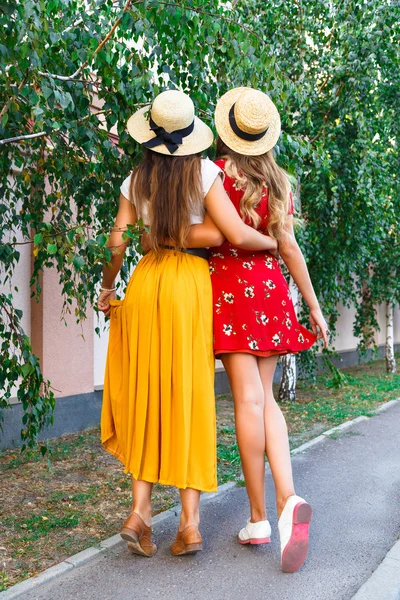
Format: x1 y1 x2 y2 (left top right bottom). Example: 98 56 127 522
0 356 399 590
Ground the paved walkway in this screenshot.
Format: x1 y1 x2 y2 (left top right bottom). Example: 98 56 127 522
16 403 400 600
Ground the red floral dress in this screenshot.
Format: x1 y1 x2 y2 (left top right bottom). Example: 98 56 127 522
210 159 317 357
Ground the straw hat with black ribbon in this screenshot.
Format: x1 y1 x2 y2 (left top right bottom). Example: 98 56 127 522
215 87 281 156
126 90 214 156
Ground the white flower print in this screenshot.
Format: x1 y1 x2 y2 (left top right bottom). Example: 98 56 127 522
272 334 281 346
213 253 225 259
209 264 215 274
285 317 292 329
244 286 255 298
261 313 269 326
223 324 233 336
230 248 238 257
282 300 286 306
265 279 276 290
242 324 248 330
249 340 259 350
223 292 234 304
222 265 228 270
273 316 278 321
243 262 253 270
298 333 305 343
264 257 274 269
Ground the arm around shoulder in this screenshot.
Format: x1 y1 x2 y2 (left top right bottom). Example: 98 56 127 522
205 176 277 252
278 229 299 260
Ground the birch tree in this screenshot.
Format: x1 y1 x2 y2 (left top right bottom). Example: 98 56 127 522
1 0 398 446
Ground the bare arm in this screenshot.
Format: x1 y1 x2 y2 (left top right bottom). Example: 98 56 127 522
98 194 137 316
279 216 328 347
204 176 278 252
185 212 225 248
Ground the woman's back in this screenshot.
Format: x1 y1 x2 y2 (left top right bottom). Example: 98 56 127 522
214 158 270 232
120 157 222 229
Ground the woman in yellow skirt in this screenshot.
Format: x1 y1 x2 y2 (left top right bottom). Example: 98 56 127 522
97 90 278 557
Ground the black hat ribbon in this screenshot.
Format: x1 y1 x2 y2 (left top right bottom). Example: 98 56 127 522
229 104 269 141
143 116 195 154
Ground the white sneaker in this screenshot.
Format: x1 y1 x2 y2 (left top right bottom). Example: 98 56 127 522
238 519 271 545
278 495 312 573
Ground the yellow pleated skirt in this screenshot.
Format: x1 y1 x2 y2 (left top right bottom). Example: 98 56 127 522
101 249 217 493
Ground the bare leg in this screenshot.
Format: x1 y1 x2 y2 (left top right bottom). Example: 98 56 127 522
179 488 201 530
170 488 203 556
131 477 153 526
222 353 267 522
257 356 295 518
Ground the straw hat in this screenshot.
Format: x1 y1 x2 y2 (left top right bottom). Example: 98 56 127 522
215 87 281 156
126 90 214 156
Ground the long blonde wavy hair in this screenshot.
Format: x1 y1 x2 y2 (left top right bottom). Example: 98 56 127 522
216 138 292 240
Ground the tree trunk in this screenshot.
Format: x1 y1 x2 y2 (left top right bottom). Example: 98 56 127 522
278 278 299 402
278 351 297 402
278 177 301 403
385 302 396 373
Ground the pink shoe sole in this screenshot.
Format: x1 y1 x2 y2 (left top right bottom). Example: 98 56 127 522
281 501 312 573
238 537 271 545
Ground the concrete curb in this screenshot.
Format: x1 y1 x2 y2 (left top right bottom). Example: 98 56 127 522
2 399 398 599
350 539 400 600
290 415 370 456
0 483 239 599
289 398 400 457
374 398 399 414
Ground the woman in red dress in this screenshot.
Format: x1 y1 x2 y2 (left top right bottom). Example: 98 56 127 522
209 88 328 573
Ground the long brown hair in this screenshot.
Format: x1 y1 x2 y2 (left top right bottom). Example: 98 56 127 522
216 137 292 240
130 149 203 251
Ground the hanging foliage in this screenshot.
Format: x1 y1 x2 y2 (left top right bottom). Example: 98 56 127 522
0 0 398 445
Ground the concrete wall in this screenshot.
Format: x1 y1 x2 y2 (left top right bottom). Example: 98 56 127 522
2 226 399 449
37 266 94 397
3 248 400 395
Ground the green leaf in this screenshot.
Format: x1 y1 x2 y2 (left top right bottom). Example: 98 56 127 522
42 85 53 99
73 255 85 270
21 363 33 377
96 233 108 248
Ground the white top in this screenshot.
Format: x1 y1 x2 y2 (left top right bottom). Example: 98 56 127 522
120 158 222 225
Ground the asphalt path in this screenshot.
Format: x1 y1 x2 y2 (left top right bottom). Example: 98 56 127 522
21 402 400 600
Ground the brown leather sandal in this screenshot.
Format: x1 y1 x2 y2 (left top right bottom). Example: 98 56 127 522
170 524 203 556
120 512 157 557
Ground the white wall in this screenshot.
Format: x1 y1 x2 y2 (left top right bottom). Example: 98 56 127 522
94 313 110 389
333 302 360 352
93 298 400 390
0 227 32 403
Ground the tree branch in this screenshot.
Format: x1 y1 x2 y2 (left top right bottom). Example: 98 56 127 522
8 225 134 246
0 131 47 146
154 1 265 46
38 0 141 81
0 72 29 123
309 82 344 143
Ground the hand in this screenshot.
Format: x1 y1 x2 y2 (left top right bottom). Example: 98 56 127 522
270 241 280 259
309 307 329 348
140 231 152 254
97 289 116 318
268 236 279 259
